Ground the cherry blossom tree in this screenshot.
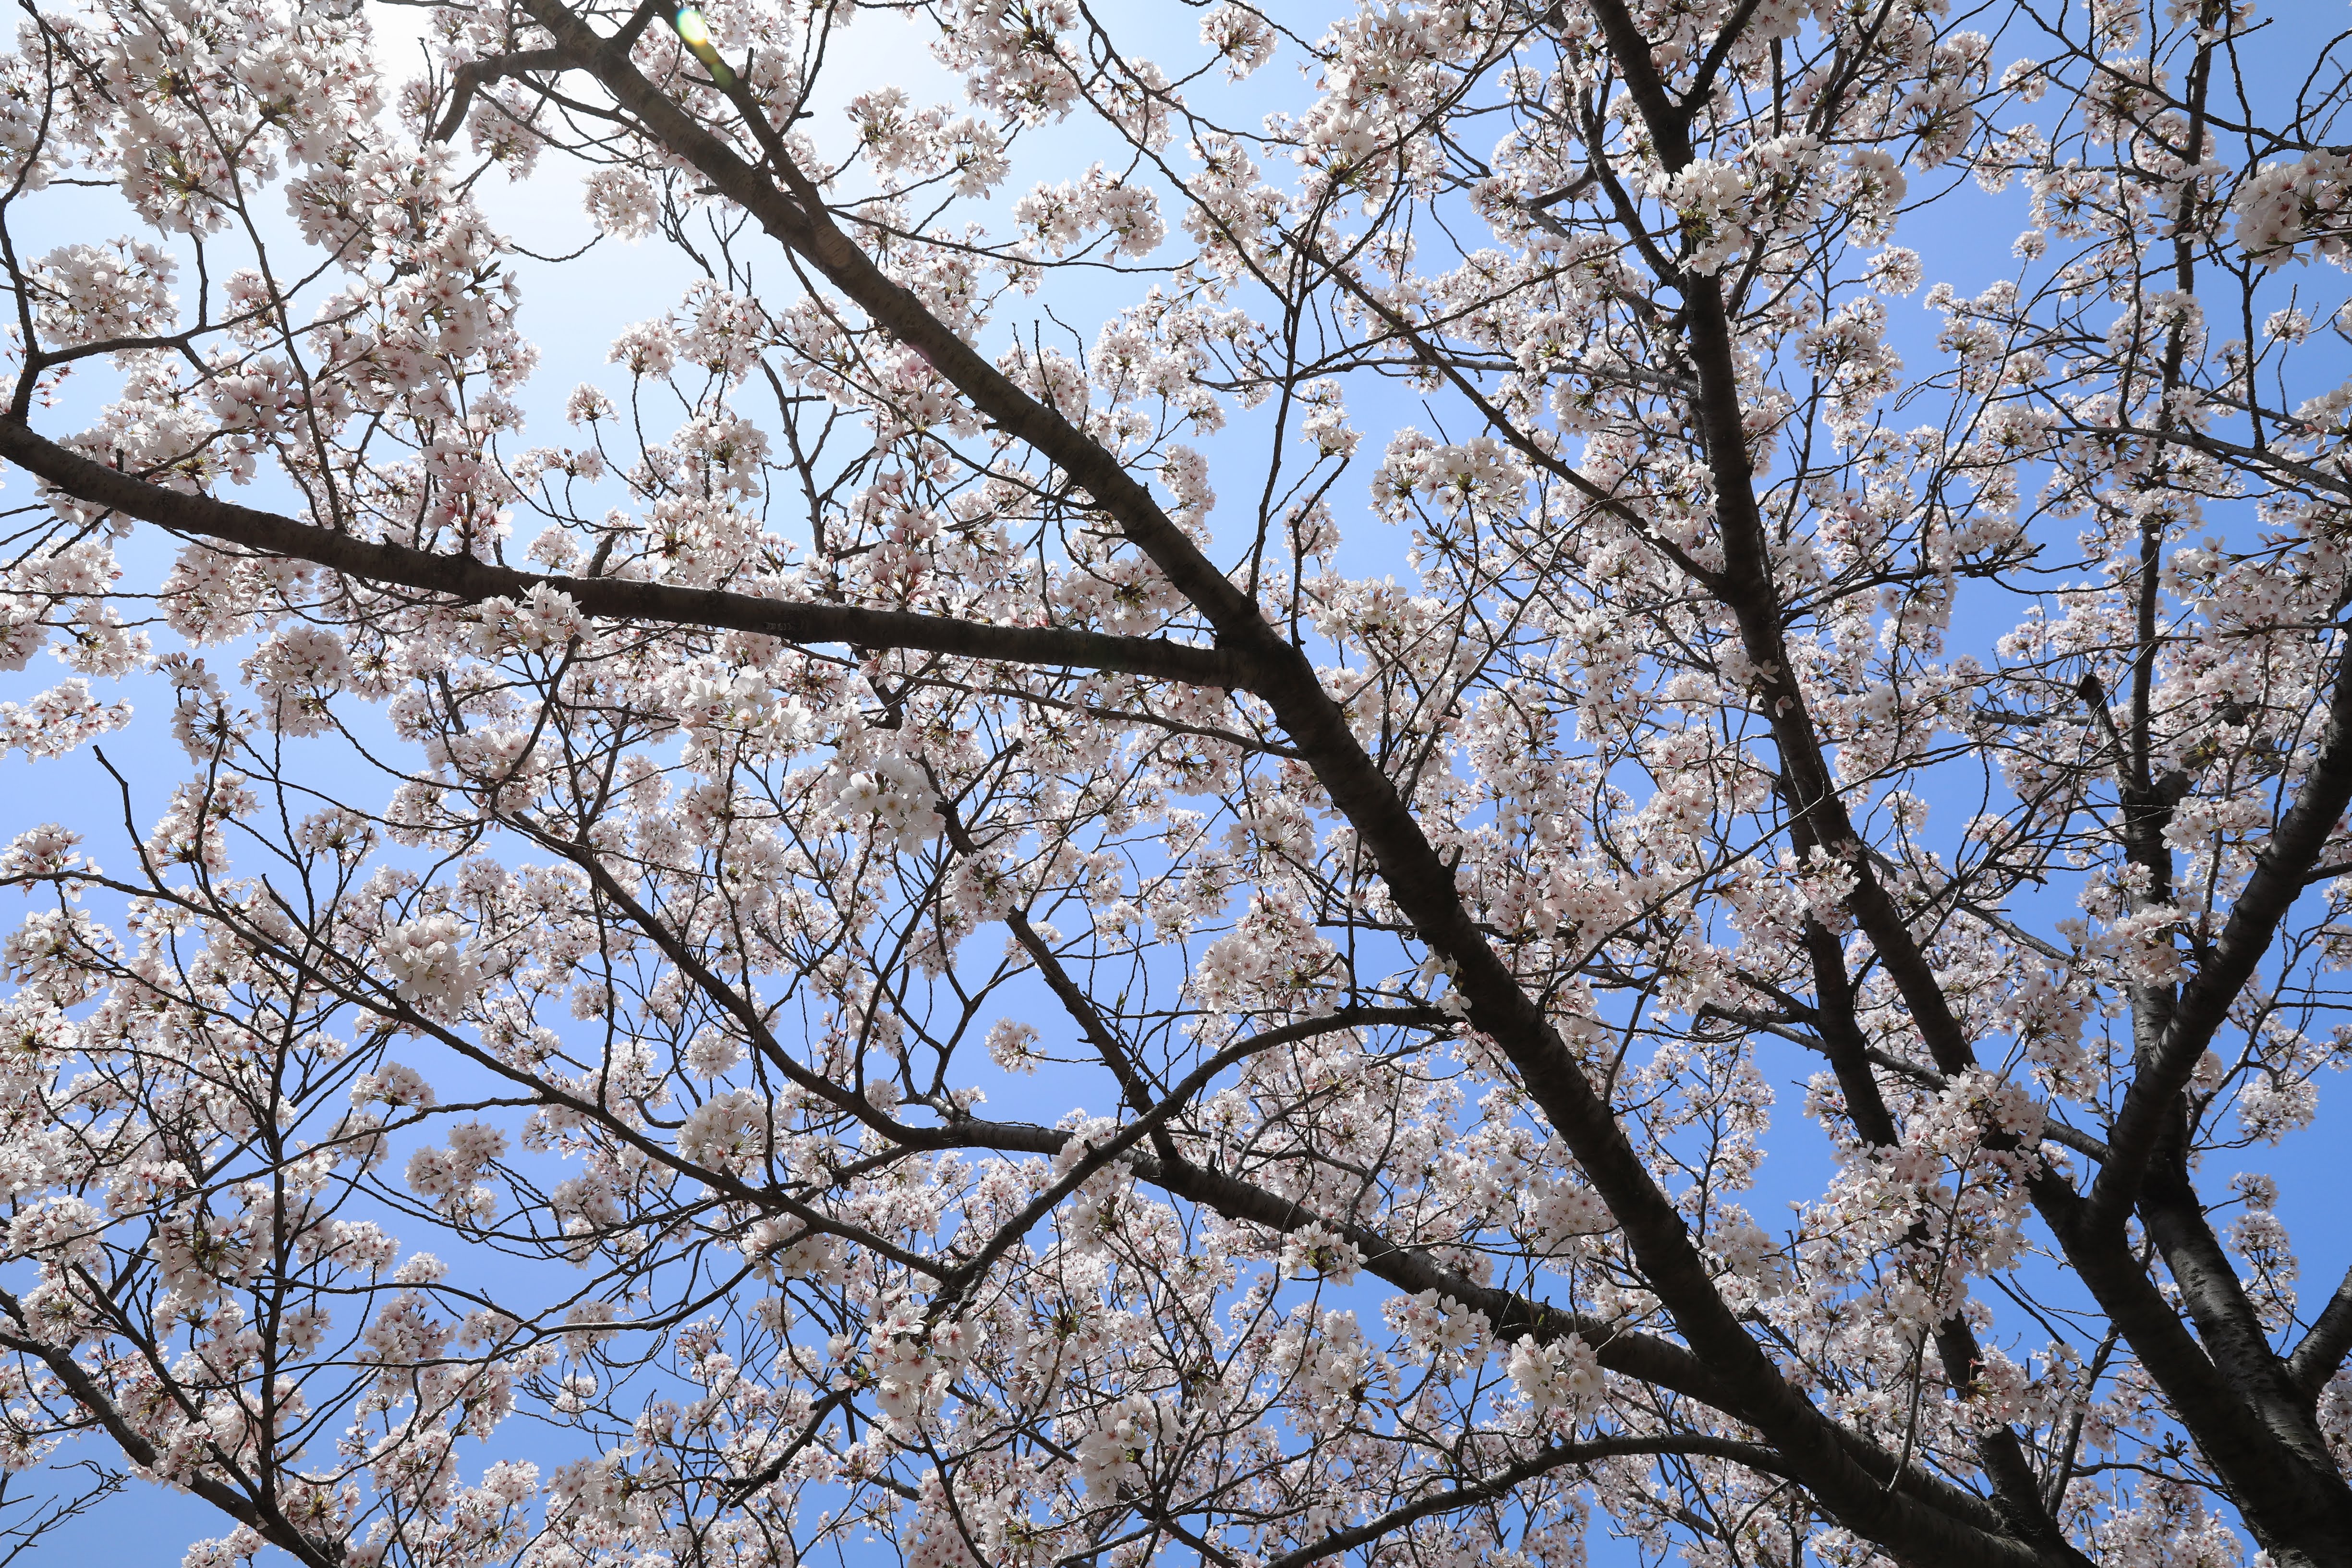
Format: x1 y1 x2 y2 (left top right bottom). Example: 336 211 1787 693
4 0 2352 1565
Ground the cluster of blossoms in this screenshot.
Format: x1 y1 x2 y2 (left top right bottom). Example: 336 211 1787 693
845 85 1008 197
2234 152 2352 268
1373 431 1532 518
1010 166 1165 259
1506 1331 1604 1415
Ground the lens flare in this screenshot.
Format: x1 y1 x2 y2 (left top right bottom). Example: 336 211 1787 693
666 5 735 87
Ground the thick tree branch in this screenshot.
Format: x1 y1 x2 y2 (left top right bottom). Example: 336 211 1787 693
0 1299 341 1568
428 45 566 141
0 419 1255 691
2289 1265 2352 1399
2087 633 2352 1230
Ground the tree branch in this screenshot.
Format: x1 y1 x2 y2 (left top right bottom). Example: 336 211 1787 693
1257 1434 1799 1568
2289 1264 2352 1399
0 419 1256 692
0 1299 342 1568
2087 633 2352 1231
